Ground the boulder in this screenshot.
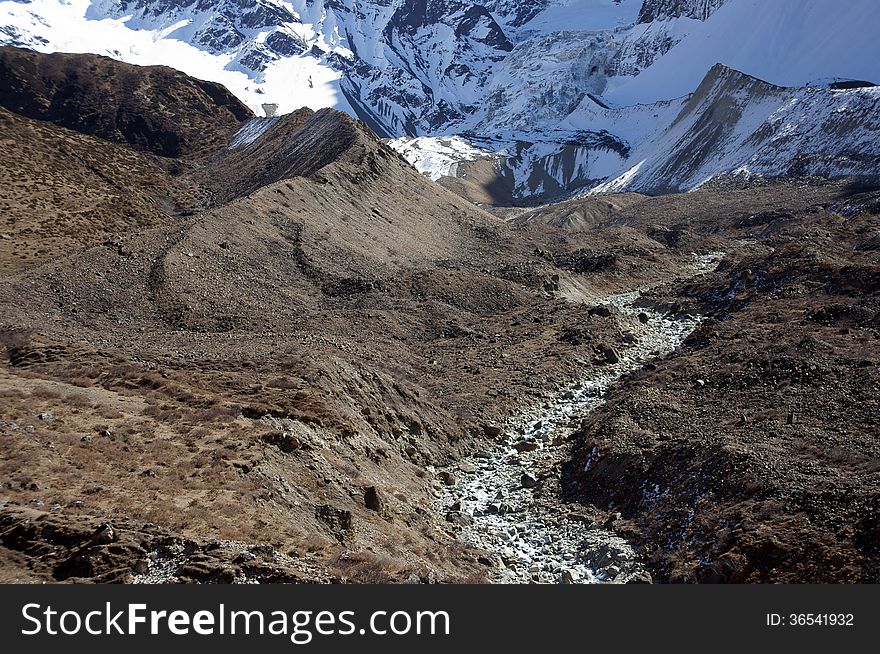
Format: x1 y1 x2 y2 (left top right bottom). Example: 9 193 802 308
364 486 387 515
438 470 458 486
560 569 580 584
90 523 118 545
598 345 620 365
234 551 257 564
315 505 353 541
520 472 539 489
445 511 473 527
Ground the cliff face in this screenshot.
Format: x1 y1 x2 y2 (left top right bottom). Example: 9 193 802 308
637 0 727 22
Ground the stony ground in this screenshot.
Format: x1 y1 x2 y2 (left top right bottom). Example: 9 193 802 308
1 47 877 584
434 253 722 583
563 186 880 583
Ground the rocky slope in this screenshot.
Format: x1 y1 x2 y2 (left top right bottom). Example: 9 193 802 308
0 46 644 582
563 185 880 582
0 46 251 158
591 65 880 194
0 42 878 585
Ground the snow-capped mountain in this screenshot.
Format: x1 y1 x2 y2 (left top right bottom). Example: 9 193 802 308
593 64 880 194
0 0 733 130
2 0 879 200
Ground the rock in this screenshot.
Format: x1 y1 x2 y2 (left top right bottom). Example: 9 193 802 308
606 565 621 577
315 505 353 542
598 345 620 365
589 305 612 317
234 551 257 564
262 431 301 453
458 462 476 474
560 569 580 584
481 423 504 440
438 470 457 486
445 511 473 527
254 545 278 559
626 571 654 584
37 412 52 422
520 472 539 489
90 523 117 545
80 435 93 443
543 274 560 293
133 559 150 574
99 429 112 438
637 312 650 324
363 486 387 516
513 440 539 452
477 554 502 568
141 469 158 478
603 512 622 529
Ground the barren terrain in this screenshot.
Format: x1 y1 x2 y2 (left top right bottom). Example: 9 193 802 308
0 47 876 584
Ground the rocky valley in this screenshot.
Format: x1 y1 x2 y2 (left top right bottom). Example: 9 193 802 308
0 1 878 586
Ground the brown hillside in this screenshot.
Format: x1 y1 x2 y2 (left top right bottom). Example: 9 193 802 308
0 46 252 158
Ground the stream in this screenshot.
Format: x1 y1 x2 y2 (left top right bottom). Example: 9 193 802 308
434 252 723 583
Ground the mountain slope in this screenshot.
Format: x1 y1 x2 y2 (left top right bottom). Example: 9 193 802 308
0 46 252 157
594 65 880 194
605 0 880 105
0 0 732 131
0 46 639 583
0 105 199 274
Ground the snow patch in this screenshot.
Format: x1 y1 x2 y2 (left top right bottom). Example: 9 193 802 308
387 136 496 180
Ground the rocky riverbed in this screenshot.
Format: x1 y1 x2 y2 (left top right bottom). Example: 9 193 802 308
435 253 723 583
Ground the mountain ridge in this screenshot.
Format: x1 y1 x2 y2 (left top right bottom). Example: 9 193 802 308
3 0 878 200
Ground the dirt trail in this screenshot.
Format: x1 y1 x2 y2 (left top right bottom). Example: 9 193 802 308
435 253 723 583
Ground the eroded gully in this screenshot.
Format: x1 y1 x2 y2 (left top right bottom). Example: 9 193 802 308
433 252 723 583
